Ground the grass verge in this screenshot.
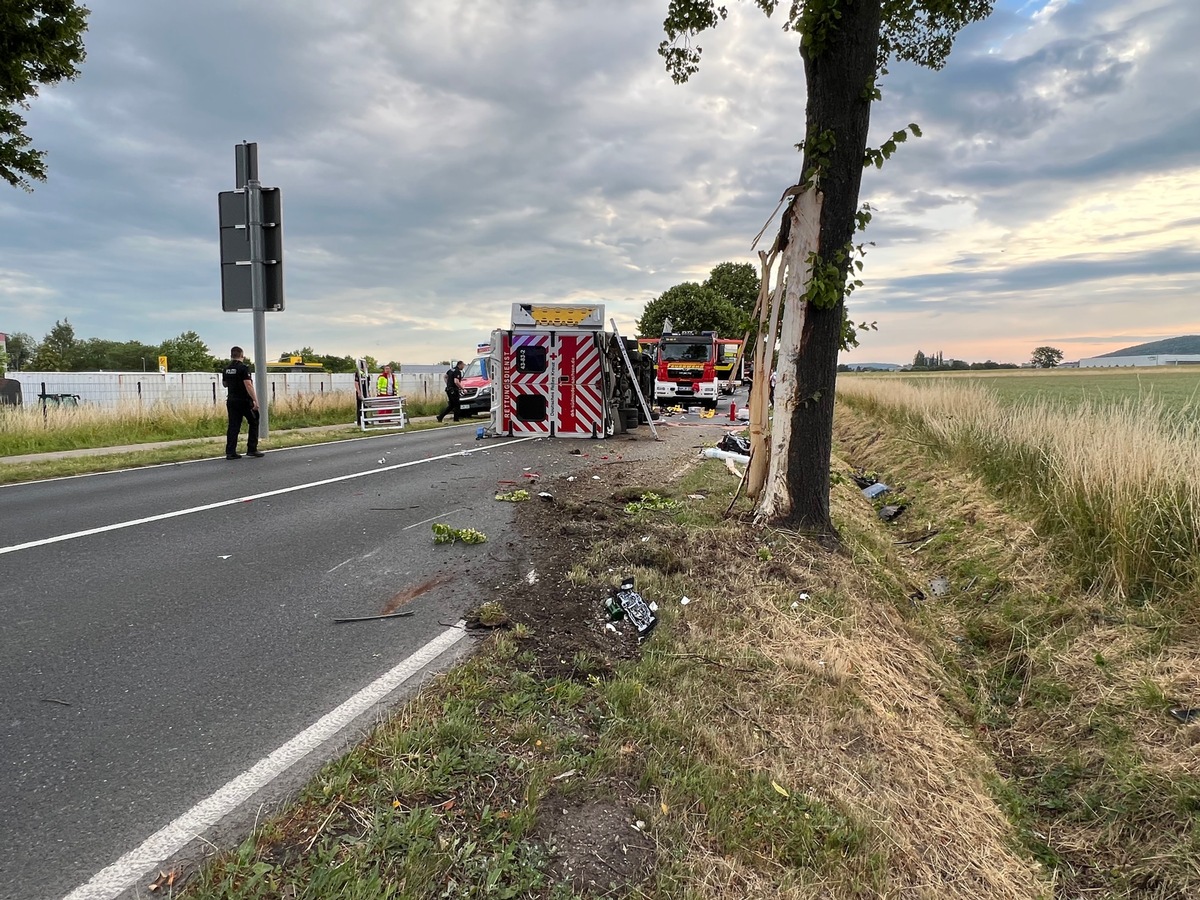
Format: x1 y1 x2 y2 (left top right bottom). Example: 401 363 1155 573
0 392 448 458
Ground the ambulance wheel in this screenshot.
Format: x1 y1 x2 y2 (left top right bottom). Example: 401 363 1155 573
622 407 640 430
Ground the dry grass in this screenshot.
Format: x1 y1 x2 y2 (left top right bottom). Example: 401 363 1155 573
619 513 1048 898
831 397 1200 898
836 376 1200 606
0 391 362 456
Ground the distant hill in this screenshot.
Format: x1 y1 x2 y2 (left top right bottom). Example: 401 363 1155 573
1098 335 1200 357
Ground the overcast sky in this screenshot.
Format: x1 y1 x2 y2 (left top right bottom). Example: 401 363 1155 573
2 0 1196 367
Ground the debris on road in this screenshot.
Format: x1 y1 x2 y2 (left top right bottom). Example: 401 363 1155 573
495 489 531 501
333 610 416 624
878 503 906 522
432 523 487 544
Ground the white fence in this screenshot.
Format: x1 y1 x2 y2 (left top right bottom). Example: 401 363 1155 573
3 371 447 407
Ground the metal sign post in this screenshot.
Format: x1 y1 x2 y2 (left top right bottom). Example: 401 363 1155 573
242 145 270 437
220 142 285 439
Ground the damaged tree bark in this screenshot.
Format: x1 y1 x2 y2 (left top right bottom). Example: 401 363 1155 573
755 187 823 523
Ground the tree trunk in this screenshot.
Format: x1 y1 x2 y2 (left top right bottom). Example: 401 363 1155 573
766 0 883 537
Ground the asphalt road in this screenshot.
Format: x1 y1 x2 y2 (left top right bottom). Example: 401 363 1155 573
0 425 585 900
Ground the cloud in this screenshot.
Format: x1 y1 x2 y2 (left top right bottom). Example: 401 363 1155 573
0 0 1196 369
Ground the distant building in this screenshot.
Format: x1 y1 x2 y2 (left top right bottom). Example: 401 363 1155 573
1077 354 1200 368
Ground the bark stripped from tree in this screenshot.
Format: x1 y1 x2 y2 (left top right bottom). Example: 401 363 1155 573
745 249 778 499
754 187 823 521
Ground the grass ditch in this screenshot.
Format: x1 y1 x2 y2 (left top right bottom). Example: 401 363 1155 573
171 433 1083 898
833 391 1200 898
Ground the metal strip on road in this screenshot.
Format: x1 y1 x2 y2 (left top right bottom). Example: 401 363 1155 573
61 622 469 900
0 439 535 557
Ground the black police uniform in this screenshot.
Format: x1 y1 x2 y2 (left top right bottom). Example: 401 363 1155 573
437 365 462 422
222 359 260 458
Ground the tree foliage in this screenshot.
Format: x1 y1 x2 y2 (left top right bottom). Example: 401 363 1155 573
636 281 745 337
704 261 759 317
29 318 77 369
11 322 381 372
1030 346 1064 368
286 346 359 373
158 330 215 372
0 0 89 189
74 337 160 371
2 330 34 369
661 0 993 538
637 261 760 337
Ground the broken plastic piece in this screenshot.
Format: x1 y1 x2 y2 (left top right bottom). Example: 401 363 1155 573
862 482 889 499
702 447 751 464
1170 707 1199 724
850 471 877 489
607 576 657 639
929 577 950 597
878 504 906 522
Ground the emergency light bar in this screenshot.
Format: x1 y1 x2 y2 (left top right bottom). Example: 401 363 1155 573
511 303 605 330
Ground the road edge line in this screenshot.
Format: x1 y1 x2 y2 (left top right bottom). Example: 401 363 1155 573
61 622 469 900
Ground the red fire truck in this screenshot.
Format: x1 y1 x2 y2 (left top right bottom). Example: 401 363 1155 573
645 330 720 408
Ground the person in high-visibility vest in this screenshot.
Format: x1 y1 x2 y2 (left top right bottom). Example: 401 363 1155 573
376 365 393 396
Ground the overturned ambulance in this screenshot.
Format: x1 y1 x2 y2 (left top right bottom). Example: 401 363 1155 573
485 303 653 439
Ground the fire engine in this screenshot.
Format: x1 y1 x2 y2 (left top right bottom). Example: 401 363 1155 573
488 303 651 438
646 330 720 408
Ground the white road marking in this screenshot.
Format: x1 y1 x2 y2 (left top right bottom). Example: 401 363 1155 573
61 622 469 900
325 556 355 573
403 507 466 530
0 439 534 557
0 430 406 489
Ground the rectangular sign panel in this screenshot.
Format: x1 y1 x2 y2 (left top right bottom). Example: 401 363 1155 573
221 262 284 312
218 188 283 311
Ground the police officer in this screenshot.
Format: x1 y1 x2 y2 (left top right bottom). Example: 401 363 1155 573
223 346 264 459
437 360 465 423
